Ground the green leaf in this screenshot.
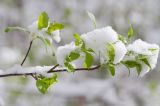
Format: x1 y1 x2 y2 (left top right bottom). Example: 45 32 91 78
107 43 115 62
36 74 58 94
73 33 82 46
47 23 64 35
140 58 151 69
107 63 115 76
38 11 49 30
87 48 94 53
118 35 127 44
128 24 134 40
83 51 93 68
4 27 11 33
68 51 80 61
136 54 151 69
122 60 142 76
148 48 158 52
64 62 75 72
87 11 97 28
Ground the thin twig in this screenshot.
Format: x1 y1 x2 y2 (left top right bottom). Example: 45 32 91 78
21 40 33 66
0 65 101 78
48 64 59 72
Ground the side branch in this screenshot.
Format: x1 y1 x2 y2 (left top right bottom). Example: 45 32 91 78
0 65 101 78
21 40 33 66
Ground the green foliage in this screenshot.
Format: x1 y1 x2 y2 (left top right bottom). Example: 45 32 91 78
83 51 93 68
64 51 80 72
38 11 49 30
73 33 82 46
136 54 151 69
107 43 115 62
118 35 127 44
47 23 64 35
122 60 142 76
87 11 97 28
36 73 58 94
64 61 75 72
148 48 158 52
68 51 80 61
4 27 11 33
107 63 115 76
128 24 134 40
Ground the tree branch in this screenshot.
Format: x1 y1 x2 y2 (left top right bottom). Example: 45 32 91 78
21 40 33 66
0 65 101 78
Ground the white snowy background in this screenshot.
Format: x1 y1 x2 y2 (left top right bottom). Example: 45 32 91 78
0 0 160 106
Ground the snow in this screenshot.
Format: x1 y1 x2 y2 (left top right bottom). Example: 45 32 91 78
56 26 127 68
124 39 159 76
28 21 61 43
81 26 127 64
4 64 55 76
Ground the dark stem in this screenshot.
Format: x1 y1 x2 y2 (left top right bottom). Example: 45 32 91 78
0 65 101 78
21 40 33 66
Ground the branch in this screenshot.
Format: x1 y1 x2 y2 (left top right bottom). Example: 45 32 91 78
21 40 33 66
0 65 101 78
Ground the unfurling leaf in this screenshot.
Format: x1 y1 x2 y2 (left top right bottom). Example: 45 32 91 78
122 60 142 76
87 11 97 29
38 11 49 30
107 43 115 62
128 24 134 40
36 74 58 94
47 23 64 35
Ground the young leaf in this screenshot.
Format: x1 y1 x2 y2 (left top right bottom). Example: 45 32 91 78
136 54 151 69
87 11 97 29
128 24 134 40
83 51 93 68
4 27 11 33
107 43 115 62
140 58 151 69
36 74 58 94
47 23 64 35
107 63 115 76
64 62 75 72
38 11 49 30
148 48 158 52
121 60 142 76
73 33 82 46
68 51 80 61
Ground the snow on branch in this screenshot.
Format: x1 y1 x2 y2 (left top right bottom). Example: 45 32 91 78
3 11 159 93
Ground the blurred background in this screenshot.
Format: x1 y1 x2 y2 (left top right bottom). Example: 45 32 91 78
0 0 160 106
